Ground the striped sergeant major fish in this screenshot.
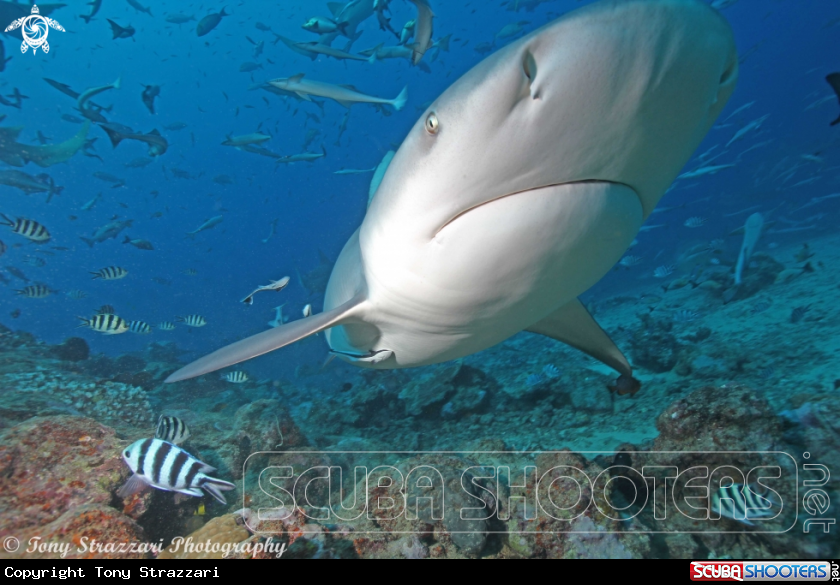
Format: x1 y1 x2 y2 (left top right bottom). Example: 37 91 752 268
710 483 779 526
0 214 51 243
118 438 235 504
77 313 129 335
176 315 207 327
16 284 52 298
158 321 176 331
221 371 249 384
97 304 116 315
128 320 152 334
90 266 128 280
155 415 190 445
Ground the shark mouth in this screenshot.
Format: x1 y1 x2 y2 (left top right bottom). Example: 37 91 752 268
435 180 639 237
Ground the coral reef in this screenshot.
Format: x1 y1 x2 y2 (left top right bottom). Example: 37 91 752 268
0 372 153 428
49 337 90 362
158 515 250 560
0 416 148 558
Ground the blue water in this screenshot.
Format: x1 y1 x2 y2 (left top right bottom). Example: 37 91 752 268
0 0 837 384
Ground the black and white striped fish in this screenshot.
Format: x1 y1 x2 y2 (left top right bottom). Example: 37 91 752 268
97 304 116 315
118 438 235 504
16 284 52 298
155 415 190 445
711 483 778 526
128 320 152 334
176 314 207 327
77 313 129 335
66 290 87 300
158 321 176 331
0 214 51 242
221 371 249 384
90 266 128 280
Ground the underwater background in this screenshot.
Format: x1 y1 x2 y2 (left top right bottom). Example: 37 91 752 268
0 0 838 560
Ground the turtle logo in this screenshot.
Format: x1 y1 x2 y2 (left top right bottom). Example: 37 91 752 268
4 5 64 55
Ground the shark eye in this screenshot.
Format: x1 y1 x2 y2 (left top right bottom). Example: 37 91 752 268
425 112 439 135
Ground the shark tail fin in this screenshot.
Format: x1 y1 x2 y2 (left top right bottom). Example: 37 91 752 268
80 237 94 248
436 33 451 52
165 293 366 383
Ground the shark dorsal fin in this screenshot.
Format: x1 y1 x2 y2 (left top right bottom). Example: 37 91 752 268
327 2 344 18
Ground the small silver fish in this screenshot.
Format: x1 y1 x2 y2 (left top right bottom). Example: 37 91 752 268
684 216 707 228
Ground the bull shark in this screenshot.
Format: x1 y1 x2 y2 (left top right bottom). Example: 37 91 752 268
269 74 407 111
407 0 433 65
0 121 90 167
98 123 168 157
0 170 63 200
318 0 374 47
293 41 371 62
81 218 132 247
77 77 120 113
166 0 738 391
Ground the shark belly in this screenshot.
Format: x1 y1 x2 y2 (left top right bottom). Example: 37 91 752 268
329 181 642 368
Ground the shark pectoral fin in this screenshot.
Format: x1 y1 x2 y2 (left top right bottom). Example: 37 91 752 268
165 293 366 383
527 299 638 391
335 99 354 109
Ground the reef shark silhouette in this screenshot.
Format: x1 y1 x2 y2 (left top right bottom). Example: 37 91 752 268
0 121 89 167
